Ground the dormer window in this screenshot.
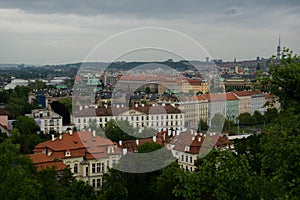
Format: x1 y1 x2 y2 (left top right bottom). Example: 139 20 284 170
65 151 71 157
107 147 114 154
184 146 190 152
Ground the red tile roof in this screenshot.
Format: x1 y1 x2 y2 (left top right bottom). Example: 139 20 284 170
28 153 67 171
202 93 238 102
30 131 121 171
232 90 262 97
171 130 228 154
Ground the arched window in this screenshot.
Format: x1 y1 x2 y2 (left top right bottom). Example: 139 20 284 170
74 163 78 173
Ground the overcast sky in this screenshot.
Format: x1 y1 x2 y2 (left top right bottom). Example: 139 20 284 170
0 0 299 64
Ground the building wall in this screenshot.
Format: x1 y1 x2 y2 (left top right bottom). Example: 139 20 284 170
251 95 265 115
62 152 121 190
0 115 8 128
74 112 184 131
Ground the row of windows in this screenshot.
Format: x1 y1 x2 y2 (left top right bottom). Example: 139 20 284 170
77 114 183 124
92 178 102 188
73 160 115 174
181 155 193 164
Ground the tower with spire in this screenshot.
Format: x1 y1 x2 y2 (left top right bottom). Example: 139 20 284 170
277 35 281 59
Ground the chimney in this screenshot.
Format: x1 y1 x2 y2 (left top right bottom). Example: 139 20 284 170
51 134 55 141
122 148 128 155
92 130 96 138
116 104 120 108
141 103 144 107
136 139 139 145
121 104 124 108
88 128 91 132
153 135 157 142
104 104 107 108
79 106 83 111
59 134 62 140
119 140 122 146
163 133 166 141
192 136 195 141
69 130 73 135
135 104 138 108
198 136 201 142
191 129 194 135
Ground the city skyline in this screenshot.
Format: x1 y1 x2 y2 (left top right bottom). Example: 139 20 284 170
0 0 299 64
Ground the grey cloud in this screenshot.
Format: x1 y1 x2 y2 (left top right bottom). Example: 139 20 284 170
0 0 298 17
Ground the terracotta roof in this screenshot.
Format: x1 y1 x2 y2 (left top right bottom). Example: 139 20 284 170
117 130 170 152
32 131 120 161
0 108 8 116
202 93 238 102
232 90 262 97
171 130 228 154
35 161 66 171
28 153 67 171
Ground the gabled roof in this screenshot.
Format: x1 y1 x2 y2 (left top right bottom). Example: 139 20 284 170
35 131 114 152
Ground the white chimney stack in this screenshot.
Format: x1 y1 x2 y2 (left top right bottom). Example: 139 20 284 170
92 130 96 137
79 106 83 111
119 140 122 146
136 139 139 145
198 136 201 142
122 148 128 155
153 135 157 142
59 134 62 140
51 134 55 141
69 130 73 135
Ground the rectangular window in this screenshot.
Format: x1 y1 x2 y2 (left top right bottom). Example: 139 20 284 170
181 155 184 161
190 157 193 163
92 163 95 173
186 156 188 162
97 163 101 173
102 163 105 172
107 160 110 169
97 179 101 188
92 179 96 188
85 166 88 176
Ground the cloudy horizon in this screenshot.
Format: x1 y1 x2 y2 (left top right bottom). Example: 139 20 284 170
0 0 299 65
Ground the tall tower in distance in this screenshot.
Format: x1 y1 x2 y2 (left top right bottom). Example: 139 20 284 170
277 35 281 59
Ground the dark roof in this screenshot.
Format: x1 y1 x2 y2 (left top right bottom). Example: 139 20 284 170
75 105 182 117
0 108 8 116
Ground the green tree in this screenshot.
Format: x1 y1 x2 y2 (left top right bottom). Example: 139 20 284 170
105 120 137 142
0 140 41 200
28 80 47 90
253 110 264 124
198 119 208 132
258 48 300 112
264 108 279 123
174 150 262 200
260 114 300 199
238 112 254 126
